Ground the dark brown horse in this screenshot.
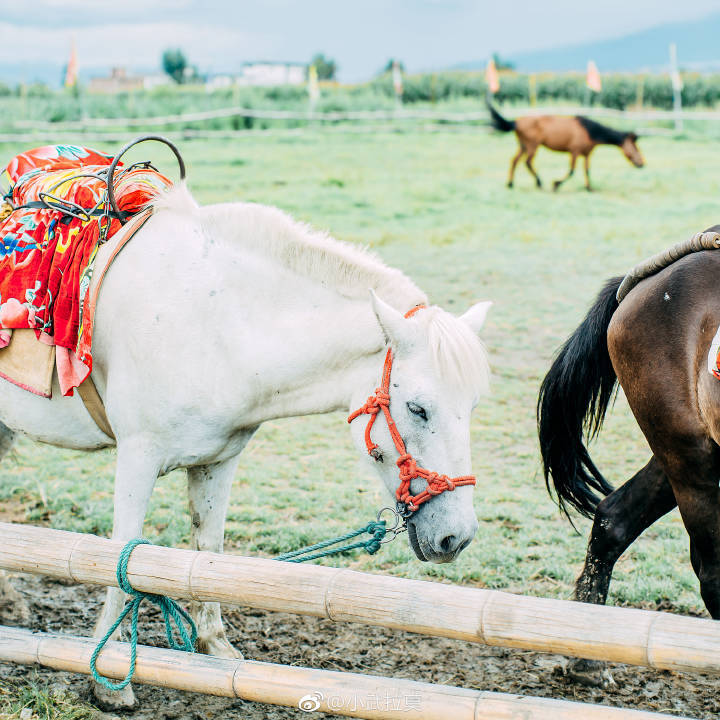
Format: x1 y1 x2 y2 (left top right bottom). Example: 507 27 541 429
538 229 720 683
487 101 644 191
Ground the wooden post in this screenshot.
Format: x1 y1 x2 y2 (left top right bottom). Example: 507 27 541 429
0 627 695 720
635 75 645 111
528 73 537 107
1 522 719 676
669 43 683 132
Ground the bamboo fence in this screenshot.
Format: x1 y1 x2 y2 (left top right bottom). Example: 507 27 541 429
0 521 718 676
0 627 695 720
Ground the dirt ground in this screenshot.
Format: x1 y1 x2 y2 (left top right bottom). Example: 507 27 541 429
1 573 718 720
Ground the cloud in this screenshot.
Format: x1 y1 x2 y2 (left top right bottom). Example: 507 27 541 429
0 21 276 70
1 1 719 83
34 0 189 8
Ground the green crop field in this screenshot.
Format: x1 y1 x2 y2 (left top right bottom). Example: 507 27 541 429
1 126 718 622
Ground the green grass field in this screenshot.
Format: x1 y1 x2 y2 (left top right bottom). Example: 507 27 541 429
1 127 718 620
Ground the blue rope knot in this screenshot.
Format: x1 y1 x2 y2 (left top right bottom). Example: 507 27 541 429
90 538 197 691
362 521 387 555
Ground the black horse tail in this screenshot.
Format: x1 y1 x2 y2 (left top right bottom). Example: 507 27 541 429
485 97 515 132
537 277 622 519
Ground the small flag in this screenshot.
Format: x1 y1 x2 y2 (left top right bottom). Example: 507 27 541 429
308 64 320 103
65 39 78 88
485 58 500 94
586 60 601 93
392 60 403 99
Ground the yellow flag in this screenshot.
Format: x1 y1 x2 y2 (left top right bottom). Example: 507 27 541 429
308 64 320 103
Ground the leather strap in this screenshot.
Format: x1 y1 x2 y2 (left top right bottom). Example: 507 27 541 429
76 208 154 440
77 376 115 440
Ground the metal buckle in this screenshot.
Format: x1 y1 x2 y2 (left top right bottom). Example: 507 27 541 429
376 506 408 544
395 500 415 520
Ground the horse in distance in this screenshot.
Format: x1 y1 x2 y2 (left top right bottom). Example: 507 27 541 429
487 100 644 191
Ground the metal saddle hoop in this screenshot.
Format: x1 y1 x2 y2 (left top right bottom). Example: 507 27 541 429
105 134 186 222
8 135 186 238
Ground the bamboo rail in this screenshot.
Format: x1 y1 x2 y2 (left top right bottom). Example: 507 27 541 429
1 521 718 676
11 103 720 131
0 627 695 720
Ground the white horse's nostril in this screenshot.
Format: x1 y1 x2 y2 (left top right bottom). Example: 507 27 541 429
439 534 458 554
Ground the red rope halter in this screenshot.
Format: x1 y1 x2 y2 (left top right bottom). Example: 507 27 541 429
347 305 476 515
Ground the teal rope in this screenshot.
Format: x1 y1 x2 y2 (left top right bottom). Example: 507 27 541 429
276 520 387 563
90 538 197 691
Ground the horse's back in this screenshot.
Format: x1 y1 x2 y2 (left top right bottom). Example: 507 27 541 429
0 208 216 452
516 115 590 153
609 250 720 443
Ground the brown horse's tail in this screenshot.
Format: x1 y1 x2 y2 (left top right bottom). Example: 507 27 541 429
537 277 621 520
485 97 515 132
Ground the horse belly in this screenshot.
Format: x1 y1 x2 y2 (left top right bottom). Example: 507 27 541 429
541 130 576 152
0 374 110 449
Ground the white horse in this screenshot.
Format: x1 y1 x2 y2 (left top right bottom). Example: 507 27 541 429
0 185 491 709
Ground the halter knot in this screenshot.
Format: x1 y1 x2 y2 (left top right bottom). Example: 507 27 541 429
396 453 417 481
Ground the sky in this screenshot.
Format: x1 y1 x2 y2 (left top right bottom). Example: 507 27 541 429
0 0 719 82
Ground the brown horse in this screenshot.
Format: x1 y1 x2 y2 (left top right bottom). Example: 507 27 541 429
538 229 720 683
487 101 644 191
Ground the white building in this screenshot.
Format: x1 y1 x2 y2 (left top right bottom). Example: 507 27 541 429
237 62 306 86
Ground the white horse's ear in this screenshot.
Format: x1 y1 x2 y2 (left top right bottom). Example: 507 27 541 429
369 290 414 347
460 301 492 335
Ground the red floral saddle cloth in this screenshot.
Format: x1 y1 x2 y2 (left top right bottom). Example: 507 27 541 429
0 145 170 395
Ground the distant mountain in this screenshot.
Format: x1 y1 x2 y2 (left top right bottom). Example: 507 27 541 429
456 12 720 73
0 64 162 90
0 62 66 88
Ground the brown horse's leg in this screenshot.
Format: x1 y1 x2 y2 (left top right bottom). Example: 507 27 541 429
583 153 592 191
507 144 525 188
565 456 677 688
670 466 720 619
552 153 577 192
524 145 542 188
573 456 676 606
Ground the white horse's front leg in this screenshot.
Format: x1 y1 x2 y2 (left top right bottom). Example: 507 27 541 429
92 439 160 711
187 452 244 658
0 422 27 626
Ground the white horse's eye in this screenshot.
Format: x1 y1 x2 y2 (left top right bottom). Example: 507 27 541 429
407 402 428 421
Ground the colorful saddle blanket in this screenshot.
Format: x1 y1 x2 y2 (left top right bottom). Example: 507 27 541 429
0 145 170 395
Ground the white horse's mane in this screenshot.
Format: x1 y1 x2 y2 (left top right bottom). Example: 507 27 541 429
152 184 489 395
153 183 425 310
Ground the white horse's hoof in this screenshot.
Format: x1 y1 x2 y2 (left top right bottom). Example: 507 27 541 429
565 658 616 689
197 634 244 660
0 576 31 625
197 633 243 660
92 682 138 711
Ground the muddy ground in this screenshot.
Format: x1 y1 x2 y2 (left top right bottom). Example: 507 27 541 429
1 573 718 720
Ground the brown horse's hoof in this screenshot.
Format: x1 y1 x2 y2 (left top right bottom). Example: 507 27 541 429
536 180 542 189
507 181 513 189
585 186 593 192
552 181 561 192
